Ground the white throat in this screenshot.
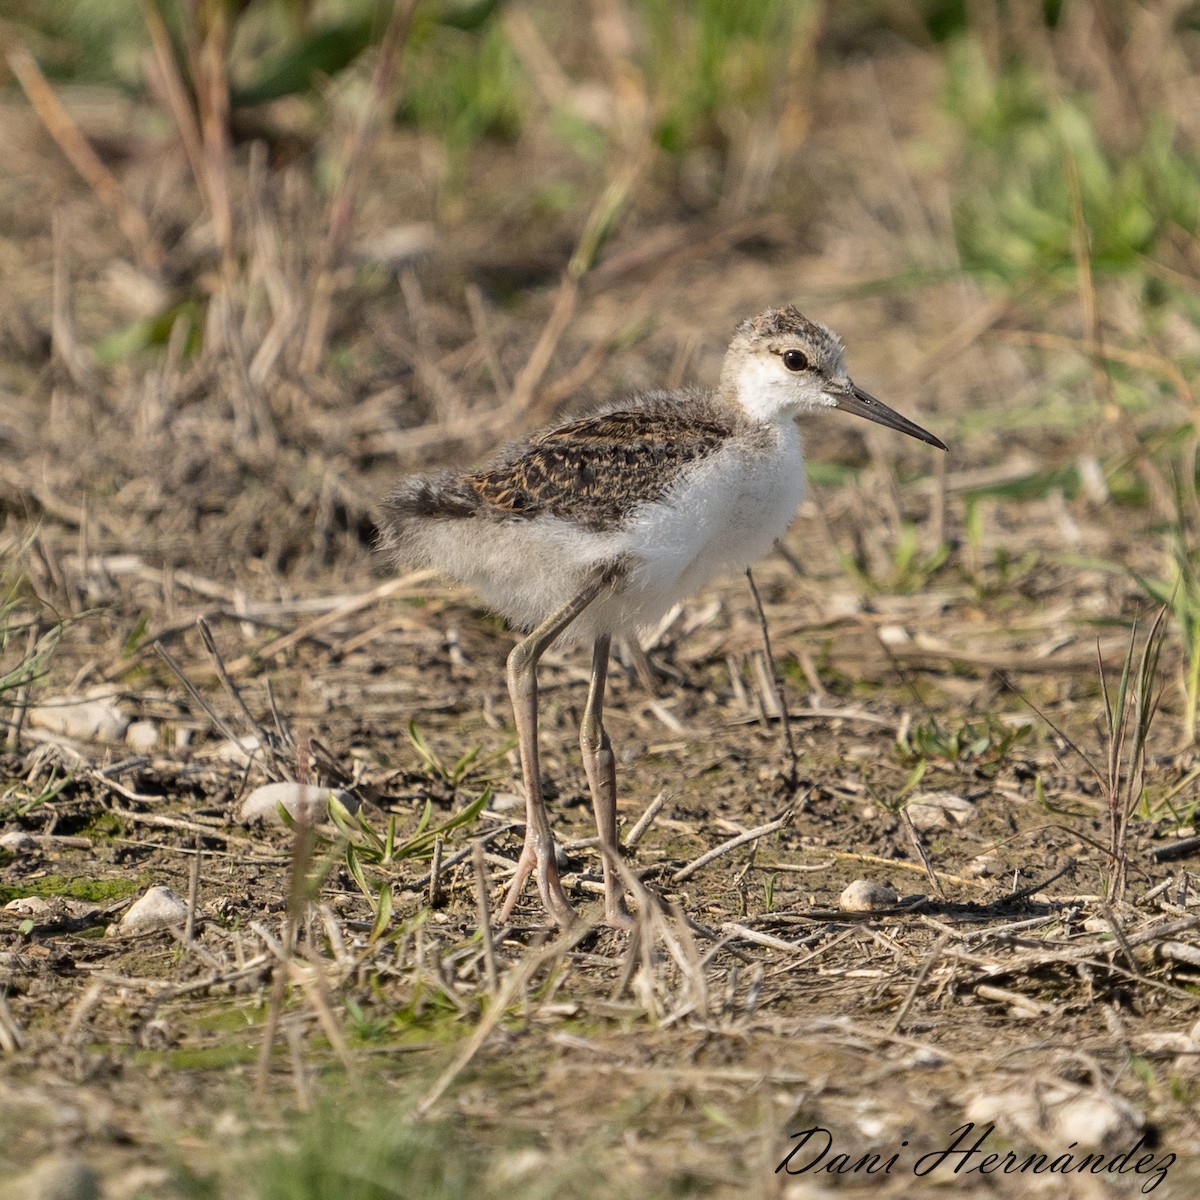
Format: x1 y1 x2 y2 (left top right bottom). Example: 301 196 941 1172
727 356 832 424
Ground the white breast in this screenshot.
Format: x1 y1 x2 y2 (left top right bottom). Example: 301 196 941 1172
599 420 806 631
407 420 806 644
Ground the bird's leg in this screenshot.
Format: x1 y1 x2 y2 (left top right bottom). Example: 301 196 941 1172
497 565 619 926
580 634 633 929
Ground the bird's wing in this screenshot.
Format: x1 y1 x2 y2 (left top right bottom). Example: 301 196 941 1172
466 407 735 528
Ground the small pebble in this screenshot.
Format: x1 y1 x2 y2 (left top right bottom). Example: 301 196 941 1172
967 1084 1142 1150
488 791 523 813
839 879 899 912
125 719 159 751
1054 1092 1143 1147
1133 1031 1196 1054
237 782 359 826
117 885 188 934
963 854 1004 878
825 591 863 619
0 831 39 854
352 221 438 267
28 688 128 743
494 1148 551 1183
209 734 262 763
905 793 973 830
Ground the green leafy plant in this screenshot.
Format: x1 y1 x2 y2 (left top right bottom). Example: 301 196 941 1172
1133 536 1200 742
399 6 521 186
639 0 817 156
1 548 62 704
945 41 1200 282
407 719 512 789
279 787 488 924
838 521 951 595
897 715 1031 766
0 764 74 822
1097 608 1168 901
250 1103 485 1200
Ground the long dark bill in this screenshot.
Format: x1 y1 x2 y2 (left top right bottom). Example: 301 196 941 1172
831 382 947 451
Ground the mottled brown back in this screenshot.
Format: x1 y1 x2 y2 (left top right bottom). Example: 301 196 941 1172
464 394 738 530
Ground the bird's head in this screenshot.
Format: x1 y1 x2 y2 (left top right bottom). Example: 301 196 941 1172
720 305 947 451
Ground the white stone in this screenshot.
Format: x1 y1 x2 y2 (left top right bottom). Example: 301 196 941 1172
125 720 159 751
352 222 437 267
966 1084 1142 1151
1051 1093 1143 1148
825 591 863 619
4 896 52 917
905 793 973 830
28 688 128 743
493 1147 551 1185
839 879 898 912
963 854 1004 878
0 831 38 854
488 790 523 813
237 782 359 826
118 886 187 934
907 1046 945 1067
208 734 262 763
1133 1031 1196 1054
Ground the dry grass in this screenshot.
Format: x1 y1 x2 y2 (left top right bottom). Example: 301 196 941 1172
3 3 1200 1196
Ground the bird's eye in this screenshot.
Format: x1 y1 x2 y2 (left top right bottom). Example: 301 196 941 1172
782 349 809 373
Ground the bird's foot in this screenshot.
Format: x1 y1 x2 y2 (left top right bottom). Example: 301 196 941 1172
603 895 635 931
497 835 576 927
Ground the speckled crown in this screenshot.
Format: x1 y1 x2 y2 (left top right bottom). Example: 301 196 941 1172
732 305 841 349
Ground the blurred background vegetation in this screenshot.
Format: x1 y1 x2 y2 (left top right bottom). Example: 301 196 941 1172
4 0 1200 728
2 0 1199 694
6 5 1200 1196
4 2 1197 353
3 1 1196 388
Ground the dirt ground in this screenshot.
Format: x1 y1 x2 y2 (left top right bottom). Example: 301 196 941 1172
2 15 1200 1199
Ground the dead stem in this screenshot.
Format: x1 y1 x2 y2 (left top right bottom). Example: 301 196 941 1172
745 566 800 789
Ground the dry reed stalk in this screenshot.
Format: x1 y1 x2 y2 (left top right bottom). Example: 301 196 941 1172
472 842 499 994
139 0 204 183
49 215 95 390
1099 608 1168 903
415 921 596 1119
6 39 163 270
672 812 792 885
888 930 952 1033
464 283 511 401
745 566 799 787
294 945 356 1072
506 0 654 422
299 0 418 373
191 0 235 273
899 806 946 901
247 142 300 386
506 273 581 419
224 572 436 675
185 836 202 945
624 789 668 850
428 836 444 908
988 328 1194 409
0 989 25 1053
